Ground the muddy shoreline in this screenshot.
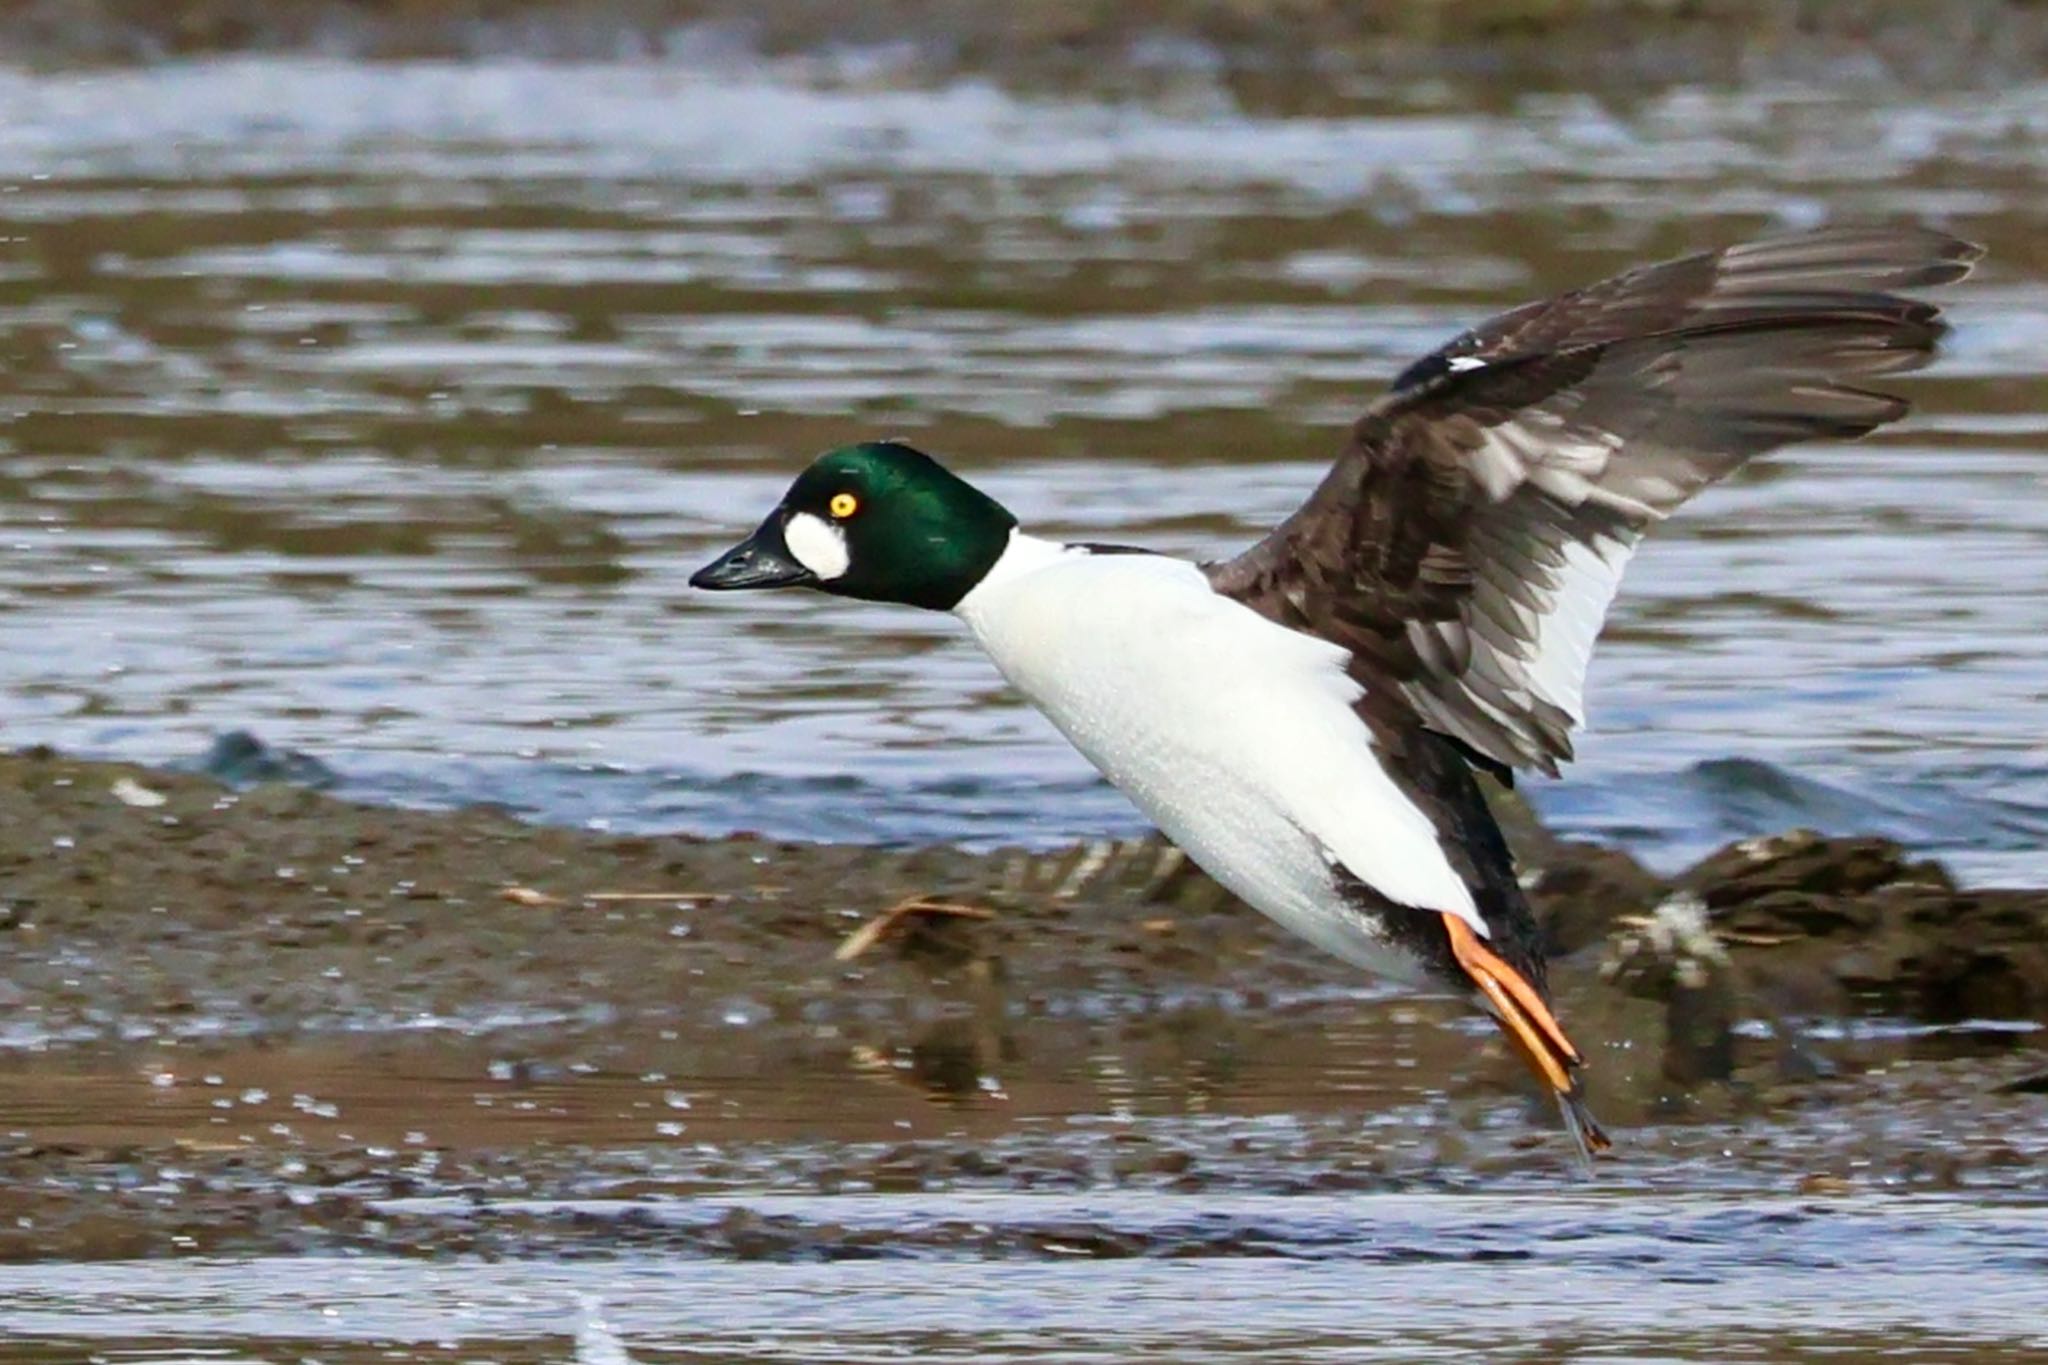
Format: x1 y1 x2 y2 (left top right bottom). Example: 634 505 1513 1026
0 745 2041 1262
3 1 2047 95
5 744 2043 1048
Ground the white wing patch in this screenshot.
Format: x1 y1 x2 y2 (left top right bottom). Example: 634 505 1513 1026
1468 413 1627 508
1455 410 1650 751
1523 530 1638 729
784 512 850 580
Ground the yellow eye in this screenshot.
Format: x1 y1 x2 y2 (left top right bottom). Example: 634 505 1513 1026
829 492 859 519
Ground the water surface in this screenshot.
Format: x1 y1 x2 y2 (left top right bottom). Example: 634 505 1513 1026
0 63 2044 880
0 1213 2044 1363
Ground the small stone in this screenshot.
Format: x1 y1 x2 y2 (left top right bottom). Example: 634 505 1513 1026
111 778 167 808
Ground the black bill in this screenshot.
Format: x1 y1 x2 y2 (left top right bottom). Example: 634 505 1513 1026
689 516 816 591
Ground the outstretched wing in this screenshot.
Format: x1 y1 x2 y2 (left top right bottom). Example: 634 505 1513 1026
1206 226 1979 777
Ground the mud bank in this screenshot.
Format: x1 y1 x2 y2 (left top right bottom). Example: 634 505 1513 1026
0 744 2041 1265
2 1 2046 94
4 745 2043 1041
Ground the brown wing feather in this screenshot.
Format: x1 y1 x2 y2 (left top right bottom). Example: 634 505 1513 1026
1209 226 1980 777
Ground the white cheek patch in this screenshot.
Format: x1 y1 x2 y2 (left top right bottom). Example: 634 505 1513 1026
783 511 851 580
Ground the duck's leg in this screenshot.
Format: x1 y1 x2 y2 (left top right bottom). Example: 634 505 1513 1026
1441 911 1612 1161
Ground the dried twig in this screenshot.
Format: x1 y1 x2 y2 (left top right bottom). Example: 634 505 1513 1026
501 886 730 908
835 895 997 961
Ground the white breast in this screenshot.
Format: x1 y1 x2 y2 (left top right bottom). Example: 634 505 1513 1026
954 533 1482 981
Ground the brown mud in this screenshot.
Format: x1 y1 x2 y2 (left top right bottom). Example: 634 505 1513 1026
2 1 2047 96
0 746 2041 1263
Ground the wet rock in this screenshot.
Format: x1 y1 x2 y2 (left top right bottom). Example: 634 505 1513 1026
1851 886 2048 1021
1585 832 2048 1109
949 1147 1006 1178
1523 840 1666 955
193 731 339 789
1681 829 1952 924
714 1206 807 1260
1670 832 2048 1021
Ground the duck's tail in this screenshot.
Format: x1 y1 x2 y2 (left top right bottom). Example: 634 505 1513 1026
1441 911 1611 1168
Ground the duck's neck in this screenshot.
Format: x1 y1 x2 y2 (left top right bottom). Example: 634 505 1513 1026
951 530 1074 619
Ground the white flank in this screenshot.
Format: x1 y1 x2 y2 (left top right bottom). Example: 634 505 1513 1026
783 511 850 580
956 532 1484 979
1523 530 1638 728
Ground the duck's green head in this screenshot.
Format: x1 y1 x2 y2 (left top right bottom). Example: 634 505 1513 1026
691 441 1017 611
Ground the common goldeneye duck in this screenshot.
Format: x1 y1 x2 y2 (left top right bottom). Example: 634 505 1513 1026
692 225 1980 1164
